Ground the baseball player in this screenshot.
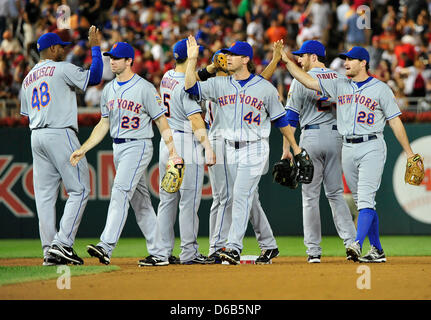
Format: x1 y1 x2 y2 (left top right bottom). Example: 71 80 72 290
206 43 285 264
139 38 216 266
19 27 103 266
70 42 181 266
281 40 356 263
280 45 418 263
185 36 302 264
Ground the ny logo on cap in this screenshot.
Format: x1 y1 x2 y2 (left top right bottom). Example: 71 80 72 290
113 43 118 49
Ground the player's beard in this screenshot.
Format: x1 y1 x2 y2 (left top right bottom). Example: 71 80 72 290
345 66 358 77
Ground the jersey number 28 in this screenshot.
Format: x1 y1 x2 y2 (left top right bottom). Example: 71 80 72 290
31 82 50 111
356 111 375 125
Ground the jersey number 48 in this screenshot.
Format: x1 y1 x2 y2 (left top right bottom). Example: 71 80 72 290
31 82 50 111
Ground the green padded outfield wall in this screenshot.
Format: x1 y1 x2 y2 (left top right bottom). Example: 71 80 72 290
0 124 430 238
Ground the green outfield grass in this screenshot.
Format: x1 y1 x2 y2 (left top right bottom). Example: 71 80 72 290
1 236 431 259
0 265 120 287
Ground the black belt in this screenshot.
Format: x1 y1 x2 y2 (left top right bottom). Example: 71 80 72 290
226 140 250 149
174 130 185 133
344 134 377 144
304 124 337 130
113 138 137 144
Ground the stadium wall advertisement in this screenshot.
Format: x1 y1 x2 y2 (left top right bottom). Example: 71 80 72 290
1 124 430 238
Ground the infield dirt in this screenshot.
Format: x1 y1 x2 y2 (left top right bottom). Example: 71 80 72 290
1 257 430 300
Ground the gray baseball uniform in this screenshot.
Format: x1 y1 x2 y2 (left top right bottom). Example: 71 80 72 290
286 68 356 257
316 74 401 211
155 70 206 263
195 75 286 253
96 74 166 258
20 60 91 258
205 100 277 256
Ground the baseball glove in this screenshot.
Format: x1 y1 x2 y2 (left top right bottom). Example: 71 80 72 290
160 157 185 193
405 153 425 186
213 52 228 72
272 159 298 189
294 148 314 184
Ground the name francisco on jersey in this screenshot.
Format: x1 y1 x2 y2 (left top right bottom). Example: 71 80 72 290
218 94 264 111
23 66 56 90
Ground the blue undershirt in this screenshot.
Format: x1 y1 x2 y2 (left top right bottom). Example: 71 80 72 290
353 76 373 88
117 76 134 86
237 73 255 87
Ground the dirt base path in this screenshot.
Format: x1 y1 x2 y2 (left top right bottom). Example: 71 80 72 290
1 257 431 300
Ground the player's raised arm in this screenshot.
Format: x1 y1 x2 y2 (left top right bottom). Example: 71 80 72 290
281 47 320 92
87 25 103 86
184 35 201 90
70 117 110 166
260 40 283 80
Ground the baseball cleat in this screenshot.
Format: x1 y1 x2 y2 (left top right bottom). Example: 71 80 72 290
181 254 215 265
87 244 110 265
255 248 280 264
209 249 224 264
307 255 321 263
359 246 386 263
168 255 180 264
48 244 84 265
138 255 169 266
42 254 68 266
346 241 361 262
219 249 240 265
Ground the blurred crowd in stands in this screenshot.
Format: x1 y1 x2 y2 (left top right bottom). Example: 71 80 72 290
1 0 431 125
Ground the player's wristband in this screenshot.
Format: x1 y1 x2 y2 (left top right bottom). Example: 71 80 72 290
197 67 216 81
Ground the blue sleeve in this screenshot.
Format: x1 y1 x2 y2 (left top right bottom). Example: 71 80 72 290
273 112 290 128
276 108 299 128
88 46 103 86
185 83 200 100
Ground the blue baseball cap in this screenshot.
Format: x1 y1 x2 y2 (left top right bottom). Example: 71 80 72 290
103 42 135 59
173 38 204 60
292 40 326 58
221 41 253 59
37 32 71 52
339 46 370 63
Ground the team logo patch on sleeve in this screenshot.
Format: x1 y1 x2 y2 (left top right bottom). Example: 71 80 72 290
155 94 162 105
